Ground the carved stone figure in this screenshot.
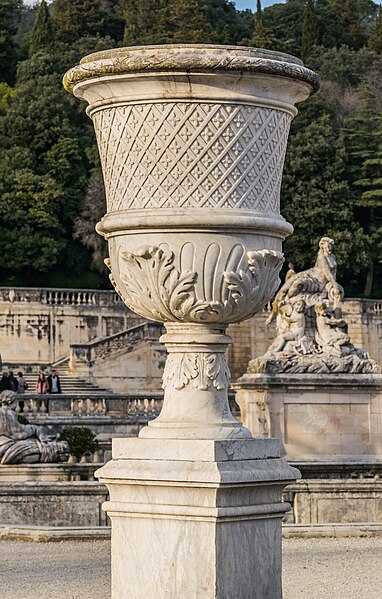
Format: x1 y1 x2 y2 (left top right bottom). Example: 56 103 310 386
0 391 69 464
249 237 380 374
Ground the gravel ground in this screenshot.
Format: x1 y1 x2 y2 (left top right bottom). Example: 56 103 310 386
0 536 381 598
283 536 382 599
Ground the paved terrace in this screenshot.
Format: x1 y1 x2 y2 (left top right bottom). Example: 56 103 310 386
0 537 381 598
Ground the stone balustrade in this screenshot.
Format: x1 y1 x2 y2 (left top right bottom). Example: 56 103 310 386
0 286 122 306
69 321 163 366
15 392 163 421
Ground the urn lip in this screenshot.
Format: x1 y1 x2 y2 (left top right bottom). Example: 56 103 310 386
96 208 294 239
63 43 320 95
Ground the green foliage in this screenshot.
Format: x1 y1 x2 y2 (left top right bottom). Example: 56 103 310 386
369 6 382 54
343 81 382 295
0 0 380 296
29 0 53 55
250 0 276 49
60 427 99 461
52 0 106 43
282 113 369 280
0 0 23 84
17 414 29 425
301 0 318 60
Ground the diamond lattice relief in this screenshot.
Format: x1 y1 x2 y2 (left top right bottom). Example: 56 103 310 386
93 102 292 213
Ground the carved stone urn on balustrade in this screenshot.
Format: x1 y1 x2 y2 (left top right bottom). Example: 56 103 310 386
64 45 319 599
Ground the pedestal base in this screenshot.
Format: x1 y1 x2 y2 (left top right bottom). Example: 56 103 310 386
234 373 382 461
96 437 299 599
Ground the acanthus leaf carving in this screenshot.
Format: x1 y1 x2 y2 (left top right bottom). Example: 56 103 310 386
223 249 284 321
117 245 284 324
163 352 230 391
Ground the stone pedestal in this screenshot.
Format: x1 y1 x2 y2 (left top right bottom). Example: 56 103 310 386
234 373 382 462
64 44 318 599
96 437 298 599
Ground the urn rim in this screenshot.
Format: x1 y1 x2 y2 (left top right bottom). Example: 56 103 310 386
63 43 320 95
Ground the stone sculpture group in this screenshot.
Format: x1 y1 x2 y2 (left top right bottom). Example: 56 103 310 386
250 237 380 374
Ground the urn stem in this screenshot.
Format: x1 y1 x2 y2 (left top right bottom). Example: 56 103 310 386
139 323 252 439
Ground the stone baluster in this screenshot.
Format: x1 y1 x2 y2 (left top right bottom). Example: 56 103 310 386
77 398 83 416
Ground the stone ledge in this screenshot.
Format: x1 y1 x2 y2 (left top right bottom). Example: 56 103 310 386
283 523 382 539
0 525 111 542
2 523 382 542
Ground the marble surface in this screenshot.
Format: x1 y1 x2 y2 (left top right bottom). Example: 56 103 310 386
65 44 315 598
97 437 298 598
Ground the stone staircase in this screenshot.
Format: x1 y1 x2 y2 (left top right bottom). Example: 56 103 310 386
6 362 110 394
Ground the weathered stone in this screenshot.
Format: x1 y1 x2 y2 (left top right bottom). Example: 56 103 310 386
234 373 382 461
250 237 380 375
65 43 318 599
0 391 68 464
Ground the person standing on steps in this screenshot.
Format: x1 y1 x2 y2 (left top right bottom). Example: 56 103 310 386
0 372 11 392
47 369 62 394
36 372 48 395
8 371 18 392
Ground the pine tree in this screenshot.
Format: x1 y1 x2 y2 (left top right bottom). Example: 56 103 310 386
301 0 317 61
0 0 23 84
29 0 54 56
250 0 276 49
344 85 382 296
166 0 215 44
333 0 361 48
53 0 105 43
369 6 382 55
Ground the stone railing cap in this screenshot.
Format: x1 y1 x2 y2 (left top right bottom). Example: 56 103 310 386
63 43 320 95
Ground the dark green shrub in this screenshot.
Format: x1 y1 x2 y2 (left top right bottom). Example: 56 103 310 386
59 427 99 461
17 414 29 425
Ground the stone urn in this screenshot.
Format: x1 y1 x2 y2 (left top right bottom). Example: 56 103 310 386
64 45 319 440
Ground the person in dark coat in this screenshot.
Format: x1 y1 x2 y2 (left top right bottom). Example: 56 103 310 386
0 372 11 392
47 370 62 394
8 371 18 392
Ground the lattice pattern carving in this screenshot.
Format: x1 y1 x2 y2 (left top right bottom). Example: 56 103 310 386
93 102 291 213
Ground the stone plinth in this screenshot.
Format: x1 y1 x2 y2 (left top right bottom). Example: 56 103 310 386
234 373 382 462
96 437 298 599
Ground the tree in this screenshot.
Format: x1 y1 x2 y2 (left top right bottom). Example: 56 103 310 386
301 0 317 61
344 83 382 296
261 0 305 55
120 0 168 45
369 6 382 54
281 113 369 287
0 0 23 84
73 171 108 273
52 0 106 43
166 0 215 44
29 0 54 55
250 0 276 49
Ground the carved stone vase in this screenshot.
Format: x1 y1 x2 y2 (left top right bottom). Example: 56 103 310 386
65 45 319 599
64 44 319 440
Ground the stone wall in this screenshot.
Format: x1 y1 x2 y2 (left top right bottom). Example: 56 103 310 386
0 288 381 379
287 479 382 524
0 287 140 364
0 480 108 526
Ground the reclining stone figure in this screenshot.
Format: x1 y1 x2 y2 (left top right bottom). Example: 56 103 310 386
0 390 69 464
